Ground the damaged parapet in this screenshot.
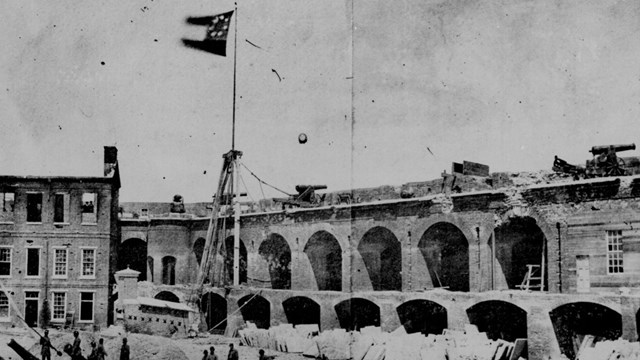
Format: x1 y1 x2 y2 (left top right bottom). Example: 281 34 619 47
114 267 195 337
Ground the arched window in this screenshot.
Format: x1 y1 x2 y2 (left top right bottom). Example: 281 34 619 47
118 238 147 281
147 256 154 283
162 256 176 285
193 238 206 266
305 231 342 291
258 234 291 289
358 227 401 291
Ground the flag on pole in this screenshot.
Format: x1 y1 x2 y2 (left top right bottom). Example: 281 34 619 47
182 10 234 56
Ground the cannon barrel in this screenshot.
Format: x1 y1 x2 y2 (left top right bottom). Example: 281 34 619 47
295 185 327 193
590 143 636 155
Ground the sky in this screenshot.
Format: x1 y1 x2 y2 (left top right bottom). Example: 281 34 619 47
2 0 640 202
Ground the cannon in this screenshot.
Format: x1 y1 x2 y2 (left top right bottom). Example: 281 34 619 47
274 185 327 208
586 143 635 177
553 143 638 178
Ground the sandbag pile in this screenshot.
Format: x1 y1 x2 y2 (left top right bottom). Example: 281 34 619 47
577 337 640 360
239 323 526 360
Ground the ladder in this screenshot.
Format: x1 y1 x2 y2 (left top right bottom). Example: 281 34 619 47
517 265 542 290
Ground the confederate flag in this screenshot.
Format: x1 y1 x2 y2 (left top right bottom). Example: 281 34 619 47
182 11 234 56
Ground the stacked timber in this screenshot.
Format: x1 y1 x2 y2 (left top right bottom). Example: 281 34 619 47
239 323 526 360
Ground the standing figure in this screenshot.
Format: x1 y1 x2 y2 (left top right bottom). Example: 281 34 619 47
202 350 209 360
96 338 107 360
88 341 98 360
209 346 218 360
227 344 239 360
40 329 51 360
72 331 82 360
120 338 130 360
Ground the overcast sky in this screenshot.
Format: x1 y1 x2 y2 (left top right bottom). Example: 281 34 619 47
2 0 640 202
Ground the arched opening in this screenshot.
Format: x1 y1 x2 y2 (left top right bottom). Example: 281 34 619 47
550 302 622 360
193 237 205 266
238 294 270 329
396 299 447 335
358 227 401 291
147 256 154 283
201 292 227 333
283 297 321 328
495 217 547 290
304 231 342 291
419 222 469 291
223 236 248 284
118 238 147 281
335 298 380 331
162 256 176 285
154 291 179 303
258 234 291 289
467 301 527 343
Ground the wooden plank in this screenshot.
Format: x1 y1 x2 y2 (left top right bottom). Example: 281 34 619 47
509 339 527 360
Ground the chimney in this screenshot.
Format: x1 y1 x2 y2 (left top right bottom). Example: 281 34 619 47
104 146 118 177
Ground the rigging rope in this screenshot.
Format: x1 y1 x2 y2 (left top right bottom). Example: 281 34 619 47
208 290 263 332
240 163 292 196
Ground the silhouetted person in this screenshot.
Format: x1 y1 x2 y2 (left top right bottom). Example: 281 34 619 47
209 346 218 360
40 329 51 360
96 338 107 360
258 349 276 360
72 331 82 360
202 349 209 360
120 338 130 360
227 344 238 360
88 341 98 360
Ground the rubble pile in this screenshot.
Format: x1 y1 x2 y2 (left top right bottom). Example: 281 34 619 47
239 323 527 360
576 336 640 360
239 323 318 353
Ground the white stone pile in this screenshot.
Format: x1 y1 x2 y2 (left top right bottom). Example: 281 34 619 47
577 337 640 360
238 323 526 360
239 323 318 353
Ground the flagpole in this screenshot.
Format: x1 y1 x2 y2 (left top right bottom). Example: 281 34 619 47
231 2 241 287
231 2 238 151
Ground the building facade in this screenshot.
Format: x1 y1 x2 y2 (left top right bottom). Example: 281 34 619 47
0 147 120 329
119 173 640 359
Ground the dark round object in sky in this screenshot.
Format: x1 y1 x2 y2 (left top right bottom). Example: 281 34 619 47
298 133 308 144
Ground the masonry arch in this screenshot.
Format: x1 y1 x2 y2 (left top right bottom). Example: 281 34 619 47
397 299 448 335
304 231 342 291
118 238 147 281
201 292 227 332
162 256 176 285
467 300 527 342
223 236 248 284
154 291 180 303
193 237 205 266
550 302 622 360
238 294 270 329
259 234 291 289
283 296 321 328
419 222 469 292
335 298 380 331
494 217 547 290
358 227 401 291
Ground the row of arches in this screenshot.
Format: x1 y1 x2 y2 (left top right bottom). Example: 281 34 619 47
119 216 547 292
190 217 545 292
195 294 622 360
